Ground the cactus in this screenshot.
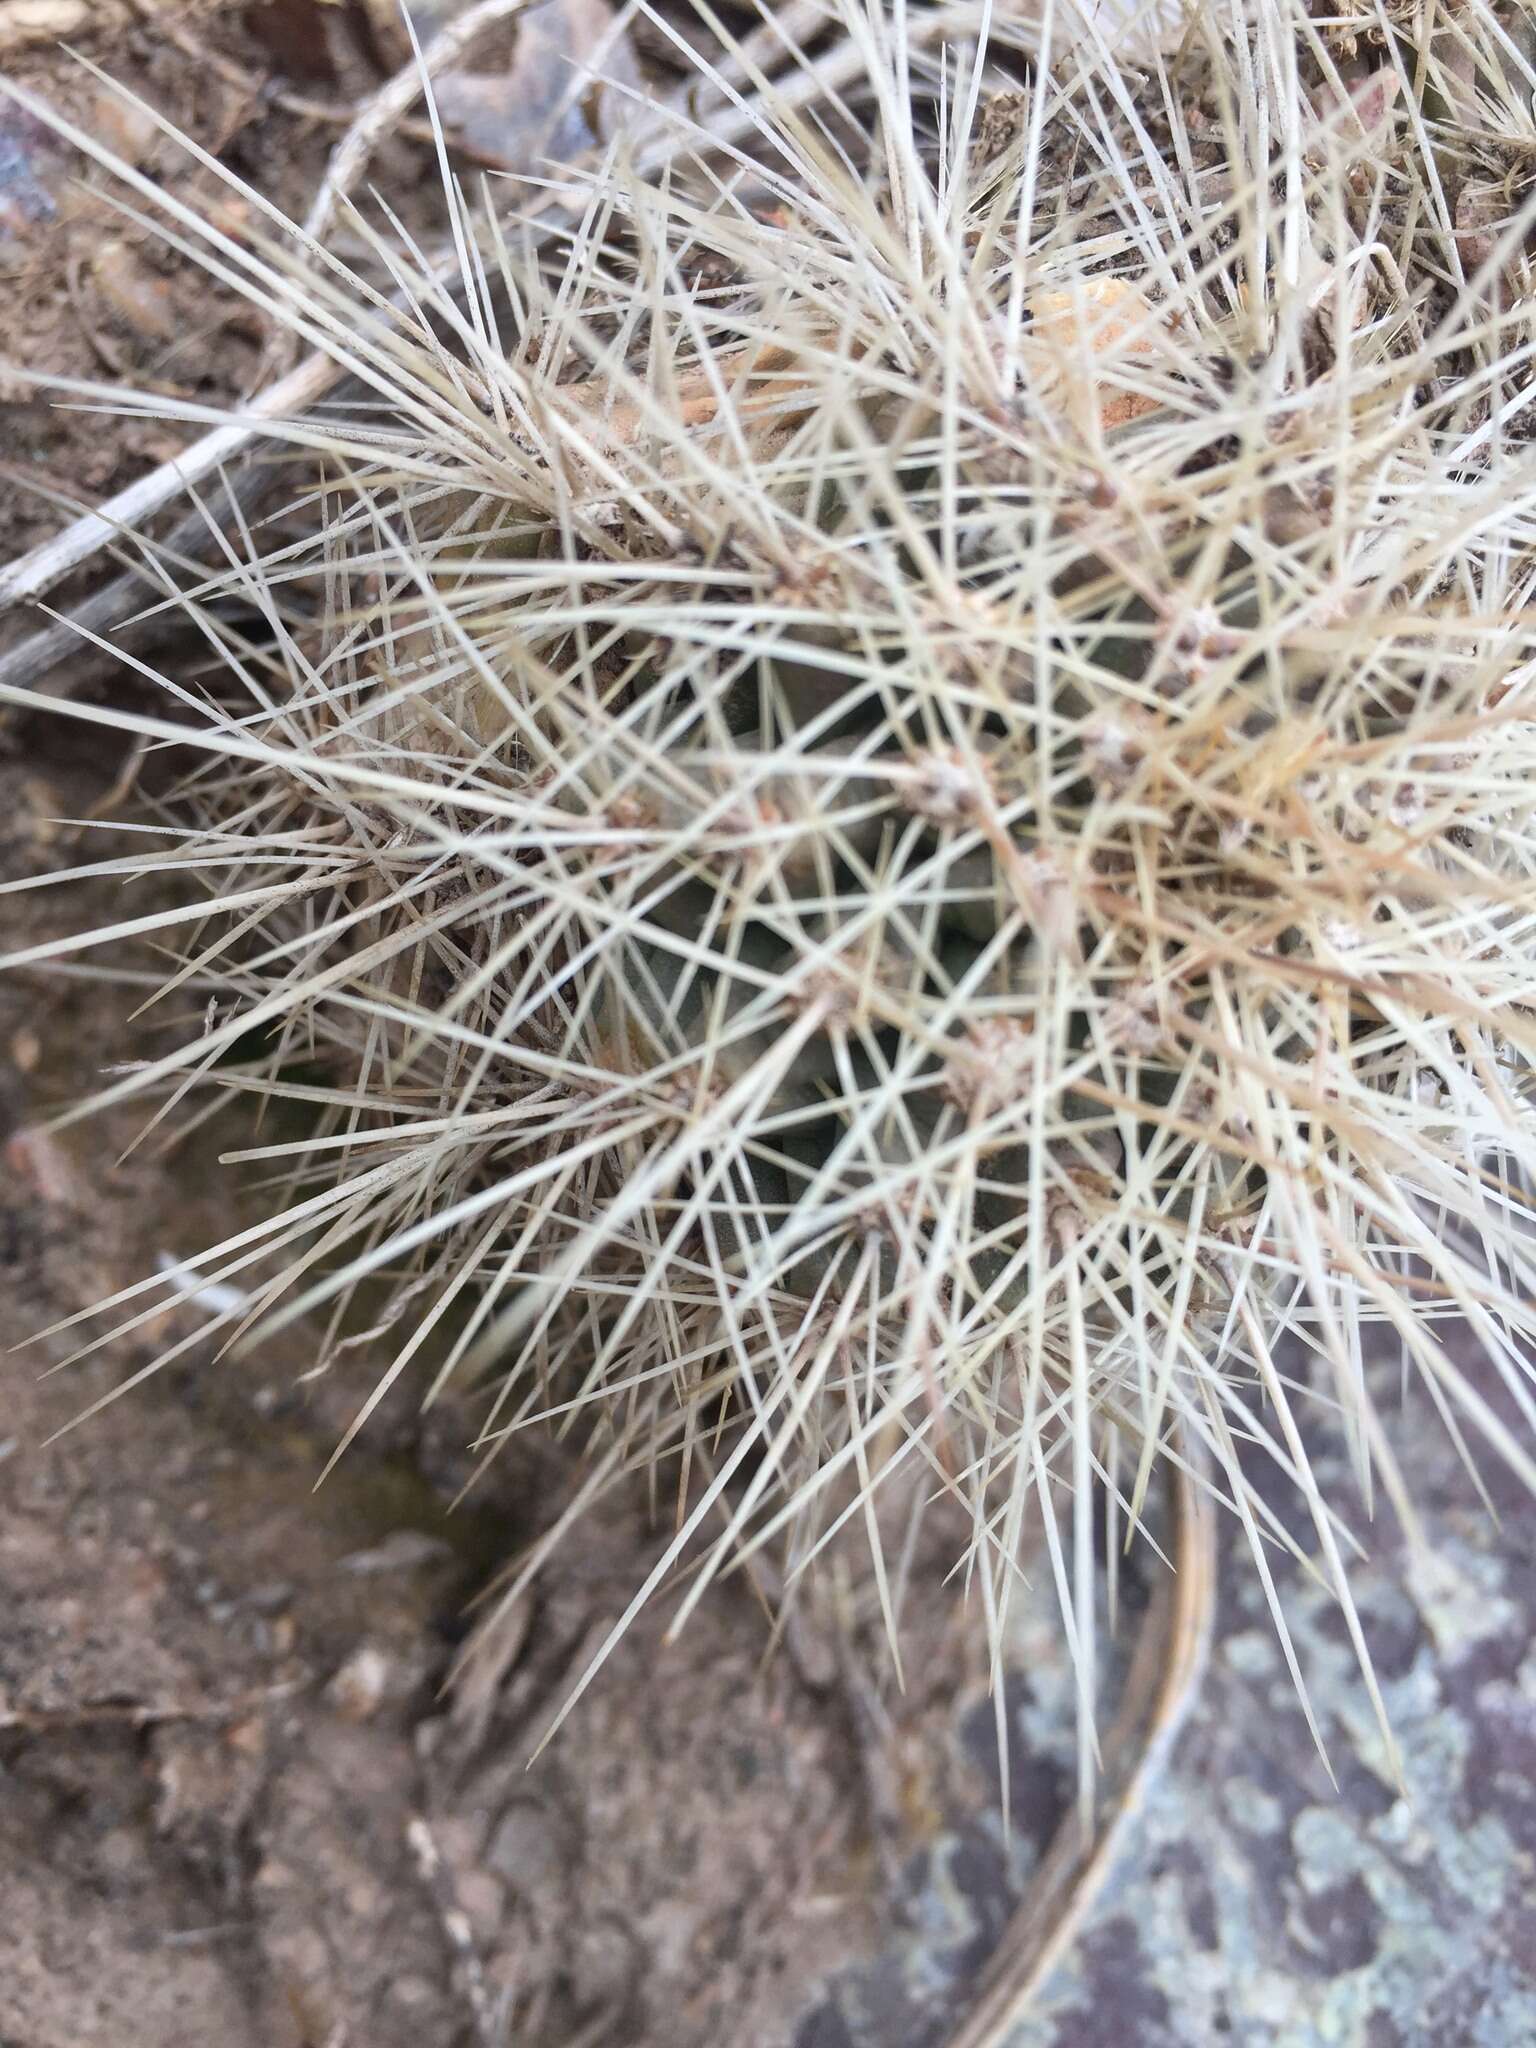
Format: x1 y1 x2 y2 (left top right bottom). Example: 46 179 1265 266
8 0 1536 1789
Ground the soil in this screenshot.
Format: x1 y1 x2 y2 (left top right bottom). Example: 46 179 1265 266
6 9 1536 2048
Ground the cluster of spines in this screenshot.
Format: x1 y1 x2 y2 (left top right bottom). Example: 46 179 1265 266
6 0 1536 1791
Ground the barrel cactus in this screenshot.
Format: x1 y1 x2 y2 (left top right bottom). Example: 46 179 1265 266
11 0 1536 1781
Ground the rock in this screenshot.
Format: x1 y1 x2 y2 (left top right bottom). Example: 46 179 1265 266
325 1644 391 1723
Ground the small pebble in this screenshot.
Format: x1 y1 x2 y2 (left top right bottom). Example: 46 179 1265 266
325 1643 390 1722
487 1800 569 1891
454 1867 506 1940
0 3 90 57
92 89 163 168
92 238 178 343
0 102 70 256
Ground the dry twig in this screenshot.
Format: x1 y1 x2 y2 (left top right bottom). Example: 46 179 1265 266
0 347 339 617
0 0 992 643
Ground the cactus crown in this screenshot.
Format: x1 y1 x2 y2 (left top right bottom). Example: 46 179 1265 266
12 0 1536 1777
